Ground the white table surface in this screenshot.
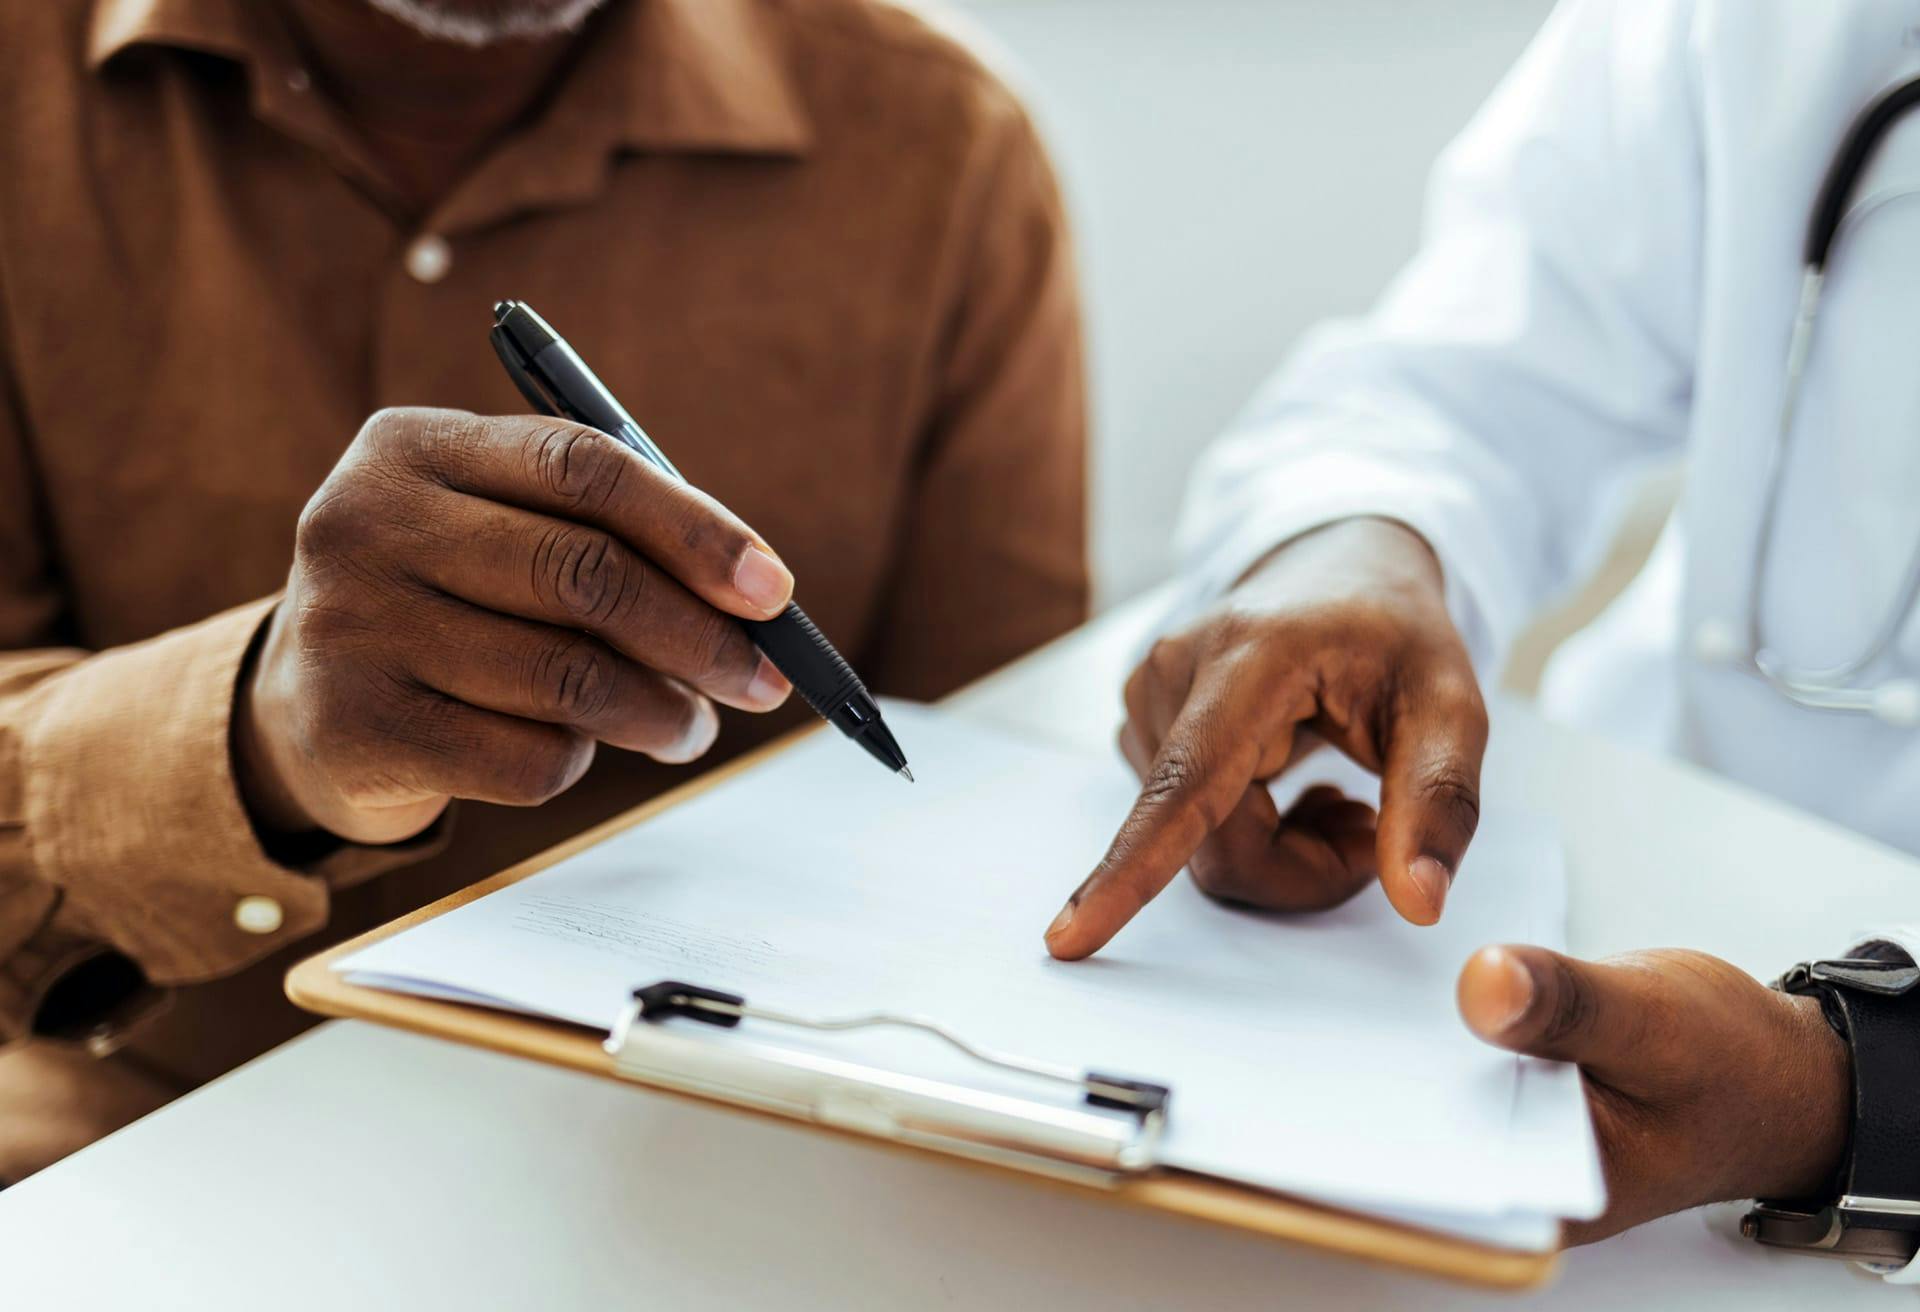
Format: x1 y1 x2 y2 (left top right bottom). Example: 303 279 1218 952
5 594 1916 1310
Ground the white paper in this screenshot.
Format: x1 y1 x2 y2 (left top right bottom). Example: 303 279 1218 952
341 703 1602 1243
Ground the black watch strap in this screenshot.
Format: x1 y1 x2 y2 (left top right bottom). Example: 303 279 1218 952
1781 958 1920 1216
1745 957 1920 1262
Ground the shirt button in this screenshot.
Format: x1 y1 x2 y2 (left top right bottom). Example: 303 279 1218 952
1691 618 1745 667
286 67 312 94
234 895 285 936
405 234 452 284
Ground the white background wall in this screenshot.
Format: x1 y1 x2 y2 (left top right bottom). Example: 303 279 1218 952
951 0 1557 607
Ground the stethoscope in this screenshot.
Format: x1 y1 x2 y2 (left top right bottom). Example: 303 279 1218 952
1698 75 1920 728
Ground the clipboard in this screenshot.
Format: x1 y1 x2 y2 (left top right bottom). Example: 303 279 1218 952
288 728 1561 1291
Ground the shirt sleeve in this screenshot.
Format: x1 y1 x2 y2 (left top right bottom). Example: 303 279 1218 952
0 326 443 1054
1851 927 1920 967
1168 0 1704 672
862 87 1090 700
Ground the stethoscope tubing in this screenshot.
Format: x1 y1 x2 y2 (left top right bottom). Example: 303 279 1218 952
1729 74 1920 726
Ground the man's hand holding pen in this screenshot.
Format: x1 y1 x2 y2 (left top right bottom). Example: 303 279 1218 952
233 406 796 848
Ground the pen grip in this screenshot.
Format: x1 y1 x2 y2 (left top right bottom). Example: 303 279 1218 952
741 603 867 719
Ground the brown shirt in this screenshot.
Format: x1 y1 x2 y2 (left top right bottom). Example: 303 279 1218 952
0 0 1086 1178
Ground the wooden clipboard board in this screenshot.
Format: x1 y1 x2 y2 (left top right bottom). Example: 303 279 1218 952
288 725 1560 1292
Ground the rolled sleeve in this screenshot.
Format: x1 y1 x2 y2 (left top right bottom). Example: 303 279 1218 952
1 596 444 1048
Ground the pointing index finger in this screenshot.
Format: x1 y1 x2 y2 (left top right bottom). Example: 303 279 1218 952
1045 680 1271 960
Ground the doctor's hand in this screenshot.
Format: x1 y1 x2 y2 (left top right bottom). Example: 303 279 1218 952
1046 517 1486 960
1458 945 1851 1244
234 408 795 848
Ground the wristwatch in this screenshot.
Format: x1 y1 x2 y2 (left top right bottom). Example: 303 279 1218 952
1742 954 1920 1265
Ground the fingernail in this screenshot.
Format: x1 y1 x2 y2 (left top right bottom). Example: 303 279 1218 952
1409 854 1452 920
746 657 790 709
733 547 793 614
1045 902 1075 940
660 699 719 764
1486 947 1535 1033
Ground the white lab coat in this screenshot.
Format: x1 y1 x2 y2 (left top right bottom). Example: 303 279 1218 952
1179 0 1920 870
1177 6 1920 1271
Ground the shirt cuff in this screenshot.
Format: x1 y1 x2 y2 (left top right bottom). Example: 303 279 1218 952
16 597 446 999
1165 436 1525 674
1863 1254 1920 1284
1848 927 1920 968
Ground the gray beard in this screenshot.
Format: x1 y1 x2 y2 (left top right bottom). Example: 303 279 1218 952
362 0 609 47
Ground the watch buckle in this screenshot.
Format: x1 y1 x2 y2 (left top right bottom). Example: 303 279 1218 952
1742 1201 1844 1252
1743 1200 1920 1263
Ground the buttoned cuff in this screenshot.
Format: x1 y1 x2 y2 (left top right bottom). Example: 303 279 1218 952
15 597 446 1010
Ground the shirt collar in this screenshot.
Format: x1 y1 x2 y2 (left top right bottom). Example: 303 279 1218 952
86 0 814 160
613 0 813 156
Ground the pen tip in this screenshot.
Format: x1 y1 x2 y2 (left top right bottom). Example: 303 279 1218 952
898 766 915 783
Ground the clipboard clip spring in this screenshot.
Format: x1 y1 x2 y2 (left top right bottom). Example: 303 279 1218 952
630 980 1171 1119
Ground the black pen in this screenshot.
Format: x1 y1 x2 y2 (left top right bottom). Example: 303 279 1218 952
488 300 912 782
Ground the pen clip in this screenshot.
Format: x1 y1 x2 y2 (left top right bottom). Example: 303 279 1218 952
489 329 563 420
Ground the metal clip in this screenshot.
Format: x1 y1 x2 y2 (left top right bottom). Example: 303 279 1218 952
605 980 1171 1185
